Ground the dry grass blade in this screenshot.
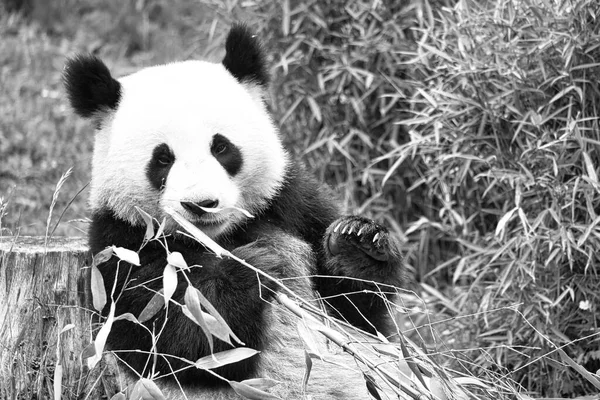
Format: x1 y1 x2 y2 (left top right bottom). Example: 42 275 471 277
44 167 72 245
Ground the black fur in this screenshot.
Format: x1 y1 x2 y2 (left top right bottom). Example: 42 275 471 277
146 143 175 191
63 54 121 118
89 164 403 385
222 23 269 87
321 216 403 333
211 134 243 176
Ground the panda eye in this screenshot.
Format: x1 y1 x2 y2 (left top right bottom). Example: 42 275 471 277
213 142 228 155
157 154 173 166
152 144 174 167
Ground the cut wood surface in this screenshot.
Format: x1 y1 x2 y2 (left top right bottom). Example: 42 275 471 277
0 236 93 399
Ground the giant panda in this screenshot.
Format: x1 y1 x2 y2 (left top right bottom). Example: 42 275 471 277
64 24 403 399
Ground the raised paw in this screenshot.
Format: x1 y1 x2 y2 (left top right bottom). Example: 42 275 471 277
326 216 393 262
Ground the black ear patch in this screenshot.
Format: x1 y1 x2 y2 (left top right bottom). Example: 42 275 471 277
63 54 121 118
222 23 269 87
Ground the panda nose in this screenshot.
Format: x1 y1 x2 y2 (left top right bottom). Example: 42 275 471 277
181 200 219 217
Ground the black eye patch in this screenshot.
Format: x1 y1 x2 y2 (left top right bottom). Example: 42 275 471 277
211 134 242 176
146 143 175 191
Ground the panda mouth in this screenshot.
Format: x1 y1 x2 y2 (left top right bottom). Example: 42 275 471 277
194 217 223 227
183 212 227 228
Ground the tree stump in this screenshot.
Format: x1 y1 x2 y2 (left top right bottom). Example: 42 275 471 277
0 236 97 399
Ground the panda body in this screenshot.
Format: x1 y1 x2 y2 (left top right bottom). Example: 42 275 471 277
65 24 403 399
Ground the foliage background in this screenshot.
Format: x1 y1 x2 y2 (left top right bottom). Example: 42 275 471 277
1 0 600 397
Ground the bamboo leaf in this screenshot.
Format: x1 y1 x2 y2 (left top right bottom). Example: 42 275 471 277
90 265 107 312
557 348 600 390
363 372 382 400
577 215 600 247
135 206 155 241
167 251 188 270
155 217 167 239
228 380 281 400
87 302 115 369
188 286 243 345
195 348 259 370
495 207 518 239
130 378 166 400
240 378 281 391
81 342 96 360
398 336 427 388
306 96 322 122
582 151 598 184
112 246 140 266
162 263 177 307
91 247 114 268
184 286 214 353
138 289 165 323
114 312 139 324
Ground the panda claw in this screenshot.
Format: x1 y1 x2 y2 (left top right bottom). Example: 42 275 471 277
328 216 396 262
334 222 342 233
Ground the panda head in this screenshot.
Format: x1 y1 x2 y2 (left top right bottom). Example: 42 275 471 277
64 24 288 239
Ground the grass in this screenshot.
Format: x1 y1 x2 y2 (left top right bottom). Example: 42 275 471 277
0 12 89 236
2 0 600 398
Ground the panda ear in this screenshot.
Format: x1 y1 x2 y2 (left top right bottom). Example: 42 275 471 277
63 54 121 118
222 23 269 87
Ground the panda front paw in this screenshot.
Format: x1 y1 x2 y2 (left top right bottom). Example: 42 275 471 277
326 216 393 262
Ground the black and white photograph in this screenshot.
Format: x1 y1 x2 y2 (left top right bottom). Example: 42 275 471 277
0 0 599 399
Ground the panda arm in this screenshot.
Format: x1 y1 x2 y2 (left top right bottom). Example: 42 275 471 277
316 215 405 335
267 165 404 334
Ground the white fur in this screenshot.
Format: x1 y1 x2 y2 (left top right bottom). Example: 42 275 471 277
89 61 288 237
